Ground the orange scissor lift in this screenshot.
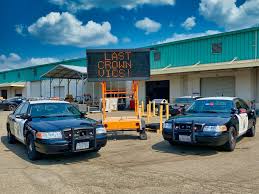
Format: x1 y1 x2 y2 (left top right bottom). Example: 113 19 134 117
101 81 147 140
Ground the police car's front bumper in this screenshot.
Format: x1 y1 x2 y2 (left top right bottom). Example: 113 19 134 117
35 134 107 154
163 129 229 147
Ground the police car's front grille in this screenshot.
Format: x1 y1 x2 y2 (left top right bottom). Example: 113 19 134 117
174 123 203 132
63 128 94 141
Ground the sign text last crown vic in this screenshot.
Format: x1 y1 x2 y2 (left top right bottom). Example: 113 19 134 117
87 49 150 82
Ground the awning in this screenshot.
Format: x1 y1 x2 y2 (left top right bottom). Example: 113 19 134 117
41 64 87 79
151 59 259 75
0 82 26 88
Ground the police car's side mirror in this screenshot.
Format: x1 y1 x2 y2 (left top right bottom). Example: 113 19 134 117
231 108 238 114
20 114 31 120
80 111 87 118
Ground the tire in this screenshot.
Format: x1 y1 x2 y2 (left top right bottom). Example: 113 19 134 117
8 105 16 111
223 126 237 152
91 146 101 153
26 134 40 160
246 122 256 137
139 131 147 140
7 128 16 144
169 140 177 146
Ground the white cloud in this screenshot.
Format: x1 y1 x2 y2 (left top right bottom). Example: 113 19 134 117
157 30 221 44
199 0 259 30
0 53 58 71
49 0 175 11
181 16 196 30
122 37 131 43
29 58 59 65
0 53 21 63
15 24 26 36
135 17 161 34
28 12 118 47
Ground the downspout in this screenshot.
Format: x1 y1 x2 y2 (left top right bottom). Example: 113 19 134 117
255 30 258 60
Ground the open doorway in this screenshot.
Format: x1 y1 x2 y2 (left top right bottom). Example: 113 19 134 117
145 80 170 103
1 90 7 99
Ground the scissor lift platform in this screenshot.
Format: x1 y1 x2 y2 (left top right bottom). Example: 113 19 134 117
101 81 147 140
103 116 141 131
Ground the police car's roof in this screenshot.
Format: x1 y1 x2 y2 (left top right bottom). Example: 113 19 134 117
29 100 69 104
197 97 236 101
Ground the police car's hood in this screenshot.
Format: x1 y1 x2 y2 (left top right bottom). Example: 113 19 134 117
170 113 231 125
29 117 97 132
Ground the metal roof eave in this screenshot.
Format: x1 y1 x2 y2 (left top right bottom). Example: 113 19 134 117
41 64 87 79
151 59 259 75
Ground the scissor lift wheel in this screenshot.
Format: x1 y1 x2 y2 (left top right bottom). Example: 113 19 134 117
139 130 147 140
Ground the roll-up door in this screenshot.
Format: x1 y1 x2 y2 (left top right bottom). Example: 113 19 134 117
201 76 235 97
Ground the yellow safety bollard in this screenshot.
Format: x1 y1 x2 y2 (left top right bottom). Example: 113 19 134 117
141 101 144 116
138 105 142 118
158 104 163 134
166 103 169 120
147 103 150 123
153 101 156 116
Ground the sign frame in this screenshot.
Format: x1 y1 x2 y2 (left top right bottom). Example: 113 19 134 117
86 49 150 82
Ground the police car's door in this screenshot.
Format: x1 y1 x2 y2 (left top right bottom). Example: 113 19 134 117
13 102 29 143
9 103 24 136
235 99 249 136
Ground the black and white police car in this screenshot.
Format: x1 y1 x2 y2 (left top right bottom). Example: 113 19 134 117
6 100 107 160
163 97 256 151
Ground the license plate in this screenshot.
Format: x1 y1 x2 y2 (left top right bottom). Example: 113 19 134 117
179 135 192 142
76 142 89 150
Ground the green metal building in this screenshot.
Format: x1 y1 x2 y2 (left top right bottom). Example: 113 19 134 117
0 27 259 107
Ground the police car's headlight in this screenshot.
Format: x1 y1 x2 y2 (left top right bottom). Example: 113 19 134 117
36 131 62 139
164 122 172 129
203 125 227 132
96 127 107 134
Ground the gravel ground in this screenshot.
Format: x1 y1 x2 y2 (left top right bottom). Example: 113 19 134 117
0 111 259 194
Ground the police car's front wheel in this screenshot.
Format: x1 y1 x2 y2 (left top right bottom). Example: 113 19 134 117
26 134 40 160
246 122 256 137
223 126 236 152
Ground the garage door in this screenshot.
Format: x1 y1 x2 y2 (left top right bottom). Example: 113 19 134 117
201 76 235 97
30 81 41 98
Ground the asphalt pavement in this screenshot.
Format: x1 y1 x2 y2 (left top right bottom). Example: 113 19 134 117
0 111 259 194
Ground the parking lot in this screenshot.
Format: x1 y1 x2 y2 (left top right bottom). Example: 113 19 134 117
0 111 259 194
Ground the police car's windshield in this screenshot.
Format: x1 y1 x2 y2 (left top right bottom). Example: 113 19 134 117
30 103 81 118
186 100 234 113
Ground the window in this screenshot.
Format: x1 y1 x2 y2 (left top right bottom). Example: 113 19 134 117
187 100 233 113
14 103 24 115
29 103 81 117
154 51 160 61
20 103 29 115
239 99 249 110
212 43 222 54
235 100 242 109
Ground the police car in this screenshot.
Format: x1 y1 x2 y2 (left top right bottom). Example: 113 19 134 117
163 97 256 151
6 100 107 160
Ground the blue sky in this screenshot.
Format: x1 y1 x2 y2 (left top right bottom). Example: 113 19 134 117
1 0 258 71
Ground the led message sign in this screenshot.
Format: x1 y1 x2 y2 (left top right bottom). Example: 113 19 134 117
87 49 150 82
